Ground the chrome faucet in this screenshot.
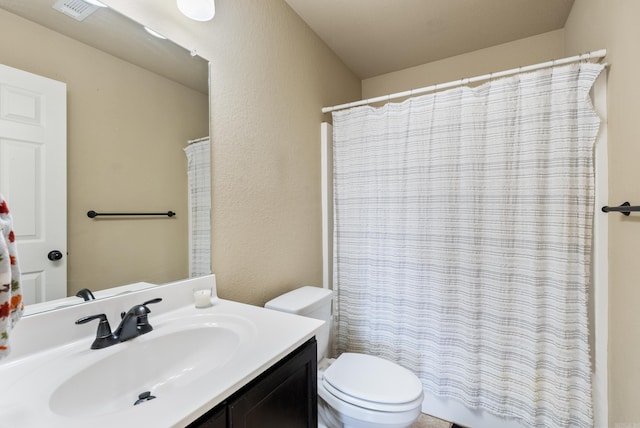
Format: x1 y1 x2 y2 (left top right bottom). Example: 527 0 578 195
76 298 162 349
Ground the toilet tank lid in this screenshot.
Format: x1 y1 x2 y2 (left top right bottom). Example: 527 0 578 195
265 286 333 315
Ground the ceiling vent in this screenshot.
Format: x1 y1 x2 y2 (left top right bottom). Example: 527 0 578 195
52 0 99 21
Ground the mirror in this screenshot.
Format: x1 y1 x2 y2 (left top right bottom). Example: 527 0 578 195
0 0 210 314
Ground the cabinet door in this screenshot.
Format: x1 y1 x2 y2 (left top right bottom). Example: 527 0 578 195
228 338 317 428
187 402 227 428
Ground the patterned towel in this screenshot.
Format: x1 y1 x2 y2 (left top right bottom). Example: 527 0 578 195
0 195 23 360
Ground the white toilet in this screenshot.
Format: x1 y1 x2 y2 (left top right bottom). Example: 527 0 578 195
265 286 424 428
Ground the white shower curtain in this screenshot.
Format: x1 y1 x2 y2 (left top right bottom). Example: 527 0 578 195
332 63 604 428
184 138 211 277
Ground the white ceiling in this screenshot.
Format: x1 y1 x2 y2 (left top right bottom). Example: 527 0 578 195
284 0 575 79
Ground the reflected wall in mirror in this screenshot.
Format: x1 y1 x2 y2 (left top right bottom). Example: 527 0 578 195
0 0 210 311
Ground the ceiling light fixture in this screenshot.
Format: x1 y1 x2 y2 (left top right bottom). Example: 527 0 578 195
176 0 215 21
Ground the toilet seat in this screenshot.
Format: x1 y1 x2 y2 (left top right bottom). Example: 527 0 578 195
321 353 424 412
318 378 423 428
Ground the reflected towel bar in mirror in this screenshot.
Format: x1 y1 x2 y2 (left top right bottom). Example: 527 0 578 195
601 202 640 216
87 210 176 218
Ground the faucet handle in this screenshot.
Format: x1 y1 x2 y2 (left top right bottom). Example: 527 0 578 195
76 314 116 349
139 298 162 315
136 298 163 334
76 314 111 336
119 298 164 319
142 298 162 307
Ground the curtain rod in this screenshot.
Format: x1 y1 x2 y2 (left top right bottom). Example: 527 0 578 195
322 48 607 114
187 136 210 145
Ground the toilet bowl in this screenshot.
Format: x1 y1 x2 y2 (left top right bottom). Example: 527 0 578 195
265 286 424 428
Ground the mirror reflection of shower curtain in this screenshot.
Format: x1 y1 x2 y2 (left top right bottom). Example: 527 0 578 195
184 138 211 277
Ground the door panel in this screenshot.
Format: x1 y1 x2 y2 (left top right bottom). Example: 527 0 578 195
0 63 67 304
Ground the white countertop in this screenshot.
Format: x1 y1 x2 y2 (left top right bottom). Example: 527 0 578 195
0 276 323 427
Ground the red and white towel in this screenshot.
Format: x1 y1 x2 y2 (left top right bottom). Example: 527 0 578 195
0 194 23 359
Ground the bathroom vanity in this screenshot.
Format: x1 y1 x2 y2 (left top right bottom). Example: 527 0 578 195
0 276 322 428
188 338 317 427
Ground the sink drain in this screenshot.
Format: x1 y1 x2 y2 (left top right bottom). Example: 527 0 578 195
134 391 156 406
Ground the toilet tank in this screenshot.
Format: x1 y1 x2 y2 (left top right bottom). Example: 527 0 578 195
265 286 333 360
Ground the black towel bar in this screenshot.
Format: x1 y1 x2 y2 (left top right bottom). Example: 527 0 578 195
87 210 176 218
601 202 640 216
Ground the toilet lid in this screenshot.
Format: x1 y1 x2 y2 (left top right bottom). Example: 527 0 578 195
322 353 423 410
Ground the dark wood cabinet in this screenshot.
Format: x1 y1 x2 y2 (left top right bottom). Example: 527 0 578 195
188 338 317 428
189 405 227 428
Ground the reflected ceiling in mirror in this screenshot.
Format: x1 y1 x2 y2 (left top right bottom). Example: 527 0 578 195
0 0 208 94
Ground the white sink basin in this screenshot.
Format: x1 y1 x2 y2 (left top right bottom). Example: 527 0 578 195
50 316 248 417
24 312 256 419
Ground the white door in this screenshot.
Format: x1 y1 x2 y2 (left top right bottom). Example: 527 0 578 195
0 63 67 304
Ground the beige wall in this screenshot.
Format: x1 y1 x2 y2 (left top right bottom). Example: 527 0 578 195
565 1 640 425
102 0 361 305
0 9 209 296
362 29 565 98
